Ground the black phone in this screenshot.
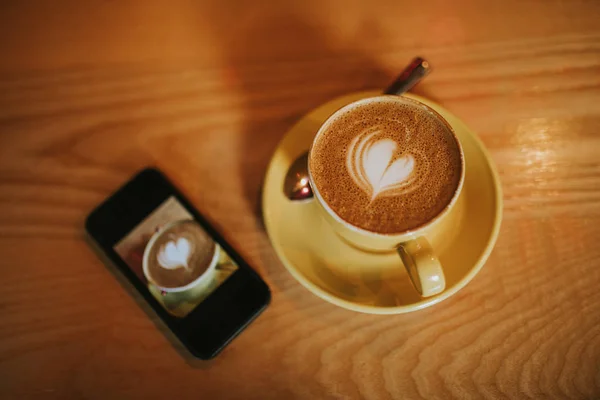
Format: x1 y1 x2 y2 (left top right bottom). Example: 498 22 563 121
85 167 270 359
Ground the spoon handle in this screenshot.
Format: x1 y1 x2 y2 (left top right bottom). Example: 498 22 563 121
383 57 431 96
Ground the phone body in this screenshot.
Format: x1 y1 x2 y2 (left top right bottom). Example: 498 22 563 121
85 168 270 359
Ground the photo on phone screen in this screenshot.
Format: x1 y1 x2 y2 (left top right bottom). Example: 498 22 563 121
114 196 239 318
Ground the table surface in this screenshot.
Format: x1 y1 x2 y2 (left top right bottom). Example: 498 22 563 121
1 1 599 399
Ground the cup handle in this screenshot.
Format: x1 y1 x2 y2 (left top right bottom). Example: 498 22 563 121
396 237 445 297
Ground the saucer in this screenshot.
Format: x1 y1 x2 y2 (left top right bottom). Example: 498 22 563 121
262 91 502 314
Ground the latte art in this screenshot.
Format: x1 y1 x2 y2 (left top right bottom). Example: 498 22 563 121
309 96 462 234
157 237 191 270
145 220 217 289
347 128 428 201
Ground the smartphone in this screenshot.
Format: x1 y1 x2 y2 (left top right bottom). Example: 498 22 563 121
85 168 270 359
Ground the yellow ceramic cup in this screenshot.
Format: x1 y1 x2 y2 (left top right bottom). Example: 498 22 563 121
308 95 466 298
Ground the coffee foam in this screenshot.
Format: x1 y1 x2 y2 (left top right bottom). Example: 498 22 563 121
309 97 462 234
346 127 426 202
147 221 215 288
158 237 192 270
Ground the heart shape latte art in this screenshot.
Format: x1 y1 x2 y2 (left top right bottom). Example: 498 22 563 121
157 237 191 270
346 130 416 201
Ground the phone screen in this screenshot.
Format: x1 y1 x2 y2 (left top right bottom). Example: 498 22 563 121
114 196 239 318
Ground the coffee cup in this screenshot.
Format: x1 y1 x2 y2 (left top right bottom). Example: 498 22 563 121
143 219 220 293
308 95 465 297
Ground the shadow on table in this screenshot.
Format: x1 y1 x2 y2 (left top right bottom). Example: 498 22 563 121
203 5 394 219
201 4 433 303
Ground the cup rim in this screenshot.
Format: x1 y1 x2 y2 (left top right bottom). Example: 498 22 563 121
142 219 220 293
307 94 466 238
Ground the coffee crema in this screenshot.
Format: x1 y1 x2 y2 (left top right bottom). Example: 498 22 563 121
146 220 215 289
309 96 463 234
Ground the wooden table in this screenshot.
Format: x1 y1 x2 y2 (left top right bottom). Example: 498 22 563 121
1 1 599 399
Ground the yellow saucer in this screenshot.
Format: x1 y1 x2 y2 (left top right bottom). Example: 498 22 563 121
262 91 502 314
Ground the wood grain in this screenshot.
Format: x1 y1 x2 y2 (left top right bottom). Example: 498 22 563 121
1 1 599 398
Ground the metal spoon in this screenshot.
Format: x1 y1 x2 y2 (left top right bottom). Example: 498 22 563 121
283 152 312 201
283 57 431 201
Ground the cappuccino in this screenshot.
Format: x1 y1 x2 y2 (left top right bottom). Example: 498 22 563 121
309 96 463 234
145 220 216 289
